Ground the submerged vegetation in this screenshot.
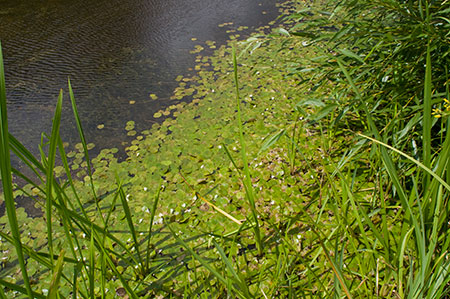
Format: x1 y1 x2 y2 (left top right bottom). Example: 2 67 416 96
1 0 450 297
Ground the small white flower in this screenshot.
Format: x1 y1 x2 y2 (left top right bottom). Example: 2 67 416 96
200 165 204 169
138 218 143 224
143 187 148 191
182 203 186 208
218 145 222 149
42 289 49 296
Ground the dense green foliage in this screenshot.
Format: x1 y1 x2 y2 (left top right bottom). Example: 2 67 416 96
0 0 450 297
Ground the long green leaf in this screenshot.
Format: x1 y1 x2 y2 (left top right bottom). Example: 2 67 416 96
358 133 450 192
423 43 432 187
117 182 144 268
48 250 65 299
0 42 33 298
45 88 63 267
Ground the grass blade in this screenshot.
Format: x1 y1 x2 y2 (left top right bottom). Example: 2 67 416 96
117 181 144 267
179 172 242 224
0 42 33 298
212 239 252 298
145 182 162 271
45 88 63 267
358 133 450 192
423 43 432 187
68 79 97 199
232 46 262 255
48 250 65 299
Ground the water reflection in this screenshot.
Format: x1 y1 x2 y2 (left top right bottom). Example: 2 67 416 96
0 0 281 158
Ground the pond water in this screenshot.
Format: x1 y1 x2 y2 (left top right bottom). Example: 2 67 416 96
0 0 282 162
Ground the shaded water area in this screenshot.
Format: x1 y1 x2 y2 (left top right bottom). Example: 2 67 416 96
0 0 282 166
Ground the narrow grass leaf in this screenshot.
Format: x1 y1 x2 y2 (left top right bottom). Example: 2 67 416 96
146 182 161 271
48 250 65 299
212 239 251 298
258 129 285 154
423 43 432 187
117 182 144 267
45 88 63 266
68 79 97 199
0 279 45 299
0 42 33 298
358 133 450 192
180 172 242 225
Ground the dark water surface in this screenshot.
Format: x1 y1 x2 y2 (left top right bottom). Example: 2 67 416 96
0 0 281 161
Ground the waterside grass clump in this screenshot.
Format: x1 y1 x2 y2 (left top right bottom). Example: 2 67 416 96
1 0 450 297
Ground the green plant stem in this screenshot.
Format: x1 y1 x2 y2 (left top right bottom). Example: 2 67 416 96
232 46 262 256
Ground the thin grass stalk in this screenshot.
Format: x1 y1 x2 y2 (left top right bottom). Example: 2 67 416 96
91 230 139 299
0 42 33 298
116 182 144 269
179 172 242 225
0 279 45 299
89 226 95 299
68 79 97 200
212 239 252 298
44 89 63 268
231 46 262 255
145 182 161 271
57 136 89 218
0 285 6 299
48 250 65 299
9 133 45 182
358 133 450 192
423 43 432 188
445 66 450 185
